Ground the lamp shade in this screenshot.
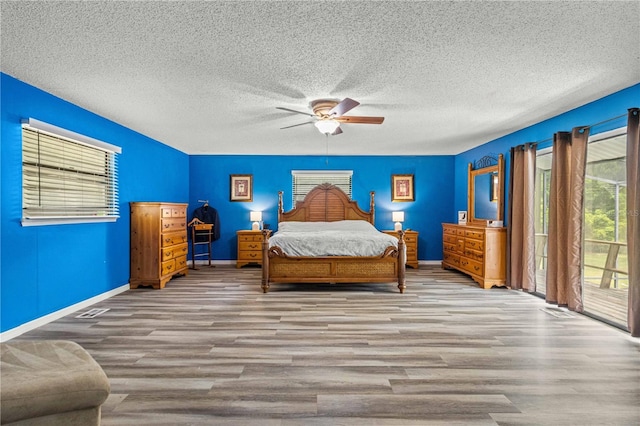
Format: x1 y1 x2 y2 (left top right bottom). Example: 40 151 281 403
314 119 340 134
392 211 405 222
250 211 262 222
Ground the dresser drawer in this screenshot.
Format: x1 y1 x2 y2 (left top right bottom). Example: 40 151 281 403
465 248 484 262
239 241 262 251
172 206 186 217
443 234 458 244
443 242 457 253
162 218 187 232
162 243 188 261
460 257 483 276
162 232 187 247
403 233 417 244
238 251 262 262
443 226 457 236
464 238 484 251
465 229 484 240
175 255 188 271
161 259 176 276
238 233 263 242
443 251 460 267
161 206 187 218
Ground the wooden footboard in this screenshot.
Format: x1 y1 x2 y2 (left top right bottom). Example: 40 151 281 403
261 230 406 293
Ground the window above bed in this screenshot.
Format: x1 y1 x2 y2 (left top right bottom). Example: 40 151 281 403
291 170 352 203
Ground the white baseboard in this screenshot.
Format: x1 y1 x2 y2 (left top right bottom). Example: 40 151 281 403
0 283 130 342
191 259 235 266
419 260 442 266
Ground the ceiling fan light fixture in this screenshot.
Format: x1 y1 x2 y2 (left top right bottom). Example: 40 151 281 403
314 119 340 135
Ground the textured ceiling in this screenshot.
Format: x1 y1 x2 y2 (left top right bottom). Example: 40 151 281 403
2 1 639 156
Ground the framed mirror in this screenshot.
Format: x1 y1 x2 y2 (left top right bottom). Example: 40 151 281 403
468 154 504 225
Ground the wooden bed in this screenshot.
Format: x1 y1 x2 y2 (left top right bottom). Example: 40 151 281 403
261 183 406 293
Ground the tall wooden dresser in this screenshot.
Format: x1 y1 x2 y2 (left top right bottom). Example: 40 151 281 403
130 202 189 289
442 223 506 289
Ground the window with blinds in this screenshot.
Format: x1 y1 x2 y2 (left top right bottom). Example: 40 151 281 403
291 170 353 203
21 119 120 225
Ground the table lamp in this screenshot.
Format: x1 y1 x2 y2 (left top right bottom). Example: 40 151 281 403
392 211 405 231
250 211 262 231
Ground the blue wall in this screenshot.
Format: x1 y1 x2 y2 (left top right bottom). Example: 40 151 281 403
189 155 455 262
1 73 189 333
454 83 640 223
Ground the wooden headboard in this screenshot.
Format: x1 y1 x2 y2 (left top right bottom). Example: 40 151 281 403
278 183 375 224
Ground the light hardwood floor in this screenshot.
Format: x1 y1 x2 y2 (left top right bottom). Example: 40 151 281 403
15 266 640 425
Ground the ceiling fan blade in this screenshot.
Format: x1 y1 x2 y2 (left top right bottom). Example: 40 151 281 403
329 98 360 117
276 107 315 117
335 116 385 124
280 121 314 130
332 126 343 136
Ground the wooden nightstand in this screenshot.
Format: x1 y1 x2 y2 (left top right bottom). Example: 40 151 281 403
236 230 264 268
383 230 419 269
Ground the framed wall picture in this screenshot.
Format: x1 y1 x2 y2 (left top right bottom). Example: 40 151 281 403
391 174 414 202
230 174 253 202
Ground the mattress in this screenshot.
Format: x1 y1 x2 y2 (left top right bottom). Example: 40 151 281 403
269 220 398 257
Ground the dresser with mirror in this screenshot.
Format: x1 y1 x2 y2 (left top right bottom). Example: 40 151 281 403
442 154 507 289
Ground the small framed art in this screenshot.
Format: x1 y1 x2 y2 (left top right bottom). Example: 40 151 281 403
391 174 414 202
230 174 253 202
458 211 467 225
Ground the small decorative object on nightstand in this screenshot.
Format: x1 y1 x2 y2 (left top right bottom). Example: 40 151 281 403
383 230 418 268
236 230 264 268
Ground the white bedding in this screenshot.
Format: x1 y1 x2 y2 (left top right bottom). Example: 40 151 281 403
269 220 398 257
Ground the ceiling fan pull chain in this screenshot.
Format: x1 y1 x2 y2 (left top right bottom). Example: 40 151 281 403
326 134 329 165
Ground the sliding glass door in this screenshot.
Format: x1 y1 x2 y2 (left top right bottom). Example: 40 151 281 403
534 149 552 296
533 128 628 328
582 129 628 326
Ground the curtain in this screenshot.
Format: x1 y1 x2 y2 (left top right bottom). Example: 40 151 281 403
545 126 590 311
507 143 537 291
627 108 640 337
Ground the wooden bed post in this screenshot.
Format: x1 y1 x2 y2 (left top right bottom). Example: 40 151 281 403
397 230 406 293
369 191 375 225
277 191 284 224
261 230 272 293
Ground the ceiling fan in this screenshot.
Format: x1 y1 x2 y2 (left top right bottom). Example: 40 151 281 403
276 98 384 135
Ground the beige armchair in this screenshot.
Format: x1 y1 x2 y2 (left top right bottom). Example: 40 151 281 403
1 340 110 425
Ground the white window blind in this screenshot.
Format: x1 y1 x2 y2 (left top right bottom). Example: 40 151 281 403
291 170 353 203
21 119 120 225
